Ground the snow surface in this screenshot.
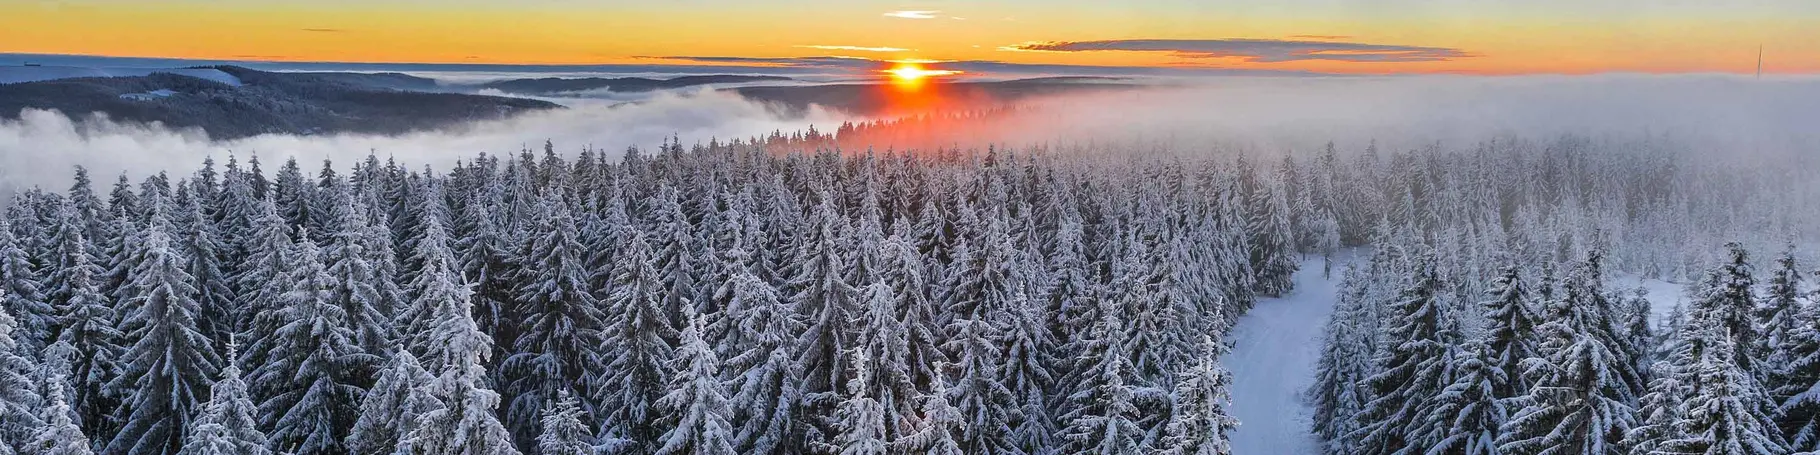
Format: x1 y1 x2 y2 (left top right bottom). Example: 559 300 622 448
1223 256 1342 454
0 66 243 86
1218 260 1687 455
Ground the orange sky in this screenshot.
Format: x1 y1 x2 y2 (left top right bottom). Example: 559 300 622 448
3 0 1817 75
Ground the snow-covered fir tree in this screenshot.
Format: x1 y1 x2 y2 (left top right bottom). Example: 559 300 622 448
653 311 736 455
177 344 271 455
104 197 221 455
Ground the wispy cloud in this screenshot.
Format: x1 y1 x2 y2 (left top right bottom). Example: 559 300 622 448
883 10 940 19
1005 38 1472 63
1289 35 1352 40
648 55 1319 77
300 28 344 33
795 45 911 53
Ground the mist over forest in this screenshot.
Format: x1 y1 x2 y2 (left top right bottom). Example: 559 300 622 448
4 69 1820 455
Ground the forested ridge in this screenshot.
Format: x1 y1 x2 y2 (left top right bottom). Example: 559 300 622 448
0 130 1811 455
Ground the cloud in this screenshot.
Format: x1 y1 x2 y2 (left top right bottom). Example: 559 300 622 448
1005 38 1472 63
647 55 1321 78
795 45 911 53
883 10 940 19
300 28 344 33
1288 35 1352 40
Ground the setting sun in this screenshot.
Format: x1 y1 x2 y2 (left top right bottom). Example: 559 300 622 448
884 63 961 83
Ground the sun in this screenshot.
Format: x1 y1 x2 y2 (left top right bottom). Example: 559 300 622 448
884 62 959 84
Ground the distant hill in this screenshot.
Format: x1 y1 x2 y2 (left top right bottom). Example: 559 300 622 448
0 66 560 139
478 75 793 95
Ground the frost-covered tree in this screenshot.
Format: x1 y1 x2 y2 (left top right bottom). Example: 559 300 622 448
833 349 888 455
1058 298 1145 455
1496 254 1637 455
537 392 595 455
105 197 221 455
45 201 122 436
1484 266 1540 400
596 231 678 454
1350 255 1455 454
178 345 271 455
1418 338 1504 455
252 236 374 455
26 376 92 455
505 193 606 446
400 266 520 455
0 215 51 354
1654 322 1788 455
323 200 394 358
347 351 437 455
894 364 965 455
0 297 46 451
653 311 736 455
1156 336 1238 455
717 257 805 455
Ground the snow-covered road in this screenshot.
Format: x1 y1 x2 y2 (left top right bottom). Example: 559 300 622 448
1222 258 1343 454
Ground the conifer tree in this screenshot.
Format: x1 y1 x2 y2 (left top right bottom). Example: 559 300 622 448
654 311 736 455
597 231 678 454
1058 298 1145 455
27 376 92 455
1419 338 1504 455
178 344 271 455
0 297 45 451
45 201 122 436
1496 255 1638 455
1350 255 1455 454
537 392 595 455
400 269 520 455
1484 266 1541 400
323 200 393 358
105 196 221 455
717 256 805 455
252 236 374 455
1156 336 1238 455
1654 322 1788 455
347 351 437 455
894 364 965 455
0 215 51 354
833 349 888 455
505 192 607 445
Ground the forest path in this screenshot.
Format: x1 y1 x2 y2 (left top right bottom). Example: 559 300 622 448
1222 256 1345 455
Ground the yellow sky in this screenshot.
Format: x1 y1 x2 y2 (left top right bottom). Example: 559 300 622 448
3 0 1816 75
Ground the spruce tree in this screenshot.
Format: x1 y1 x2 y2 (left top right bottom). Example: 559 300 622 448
0 297 45 451
894 364 965 455
1350 255 1455 454
252 236 374 455
597 230 678 454
400 269 520 455
653 311 736 455
178 345 271 455
46 201 122 437
1484 265 1541 400
1655 322 1788 455
537 392 595 455
0 215 51 354
1156 336 1238 455
105 196 221 455
1058 298 1145 455
1496 255 1638 455
1419 338 1504 455
347 351 437 455
26 376 92 455
505 193 607 446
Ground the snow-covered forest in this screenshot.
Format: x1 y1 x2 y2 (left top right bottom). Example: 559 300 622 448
0 130 1814 455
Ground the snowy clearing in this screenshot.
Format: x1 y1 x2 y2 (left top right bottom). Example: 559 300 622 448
1223 256 1346 454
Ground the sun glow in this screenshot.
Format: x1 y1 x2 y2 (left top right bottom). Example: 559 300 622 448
884 63 960 83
